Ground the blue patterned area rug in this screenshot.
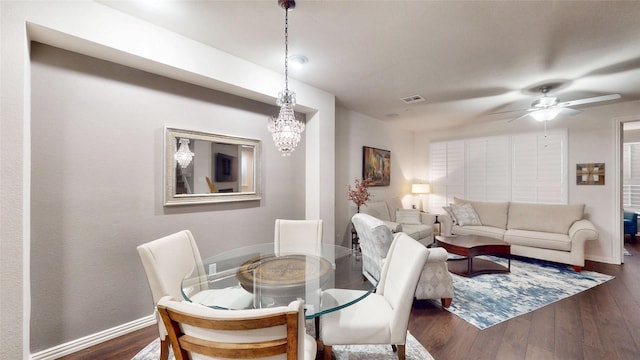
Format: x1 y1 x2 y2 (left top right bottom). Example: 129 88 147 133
132 331 433 360
445 255 614 330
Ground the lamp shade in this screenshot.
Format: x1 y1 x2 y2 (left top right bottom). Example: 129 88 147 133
411 183 431 194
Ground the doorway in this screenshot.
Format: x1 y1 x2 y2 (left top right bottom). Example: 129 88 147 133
620 120 640 263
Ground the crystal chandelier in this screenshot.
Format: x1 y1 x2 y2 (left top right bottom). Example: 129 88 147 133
268 0 305 156
175 138 194 169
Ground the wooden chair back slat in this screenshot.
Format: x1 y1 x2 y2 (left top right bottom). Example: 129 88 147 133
158 301 301 360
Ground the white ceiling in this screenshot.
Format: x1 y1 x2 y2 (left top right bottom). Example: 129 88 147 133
101 0 640 132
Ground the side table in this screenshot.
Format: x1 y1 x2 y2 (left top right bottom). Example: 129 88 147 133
351 226 359 251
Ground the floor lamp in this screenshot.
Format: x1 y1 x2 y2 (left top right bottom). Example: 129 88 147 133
411 183 431 211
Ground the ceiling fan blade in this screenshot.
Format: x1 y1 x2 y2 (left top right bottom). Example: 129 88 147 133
557 94 621 107
560 108 581 116
507 112 533 123
489 108 529 115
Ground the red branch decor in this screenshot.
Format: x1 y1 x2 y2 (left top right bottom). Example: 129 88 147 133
347 177 372 212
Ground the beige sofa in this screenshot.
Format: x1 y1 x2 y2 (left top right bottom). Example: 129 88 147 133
439 198 599 271
360 197 436 247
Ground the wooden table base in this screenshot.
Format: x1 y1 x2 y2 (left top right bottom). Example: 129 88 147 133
447 256 510 277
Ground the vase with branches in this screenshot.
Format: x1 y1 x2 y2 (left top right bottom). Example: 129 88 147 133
347 177 372 213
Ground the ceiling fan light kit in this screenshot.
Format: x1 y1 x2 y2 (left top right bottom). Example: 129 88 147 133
530 107 563 122
510 83 621 123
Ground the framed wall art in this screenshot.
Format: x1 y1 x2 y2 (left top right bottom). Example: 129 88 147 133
576 163 605 185
362 146 391 186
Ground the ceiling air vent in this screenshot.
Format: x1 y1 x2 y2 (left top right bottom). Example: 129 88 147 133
400 95 426 104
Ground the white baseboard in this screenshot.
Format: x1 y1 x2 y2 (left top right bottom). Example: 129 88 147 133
30 315 156 360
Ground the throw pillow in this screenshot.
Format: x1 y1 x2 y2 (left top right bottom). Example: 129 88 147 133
395 209 421 225
449 203 482 226
442 206 458 225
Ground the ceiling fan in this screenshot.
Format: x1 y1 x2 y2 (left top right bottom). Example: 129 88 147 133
508 85 621 123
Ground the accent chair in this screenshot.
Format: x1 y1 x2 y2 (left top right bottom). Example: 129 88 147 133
351 213 454 307
624 211 638 242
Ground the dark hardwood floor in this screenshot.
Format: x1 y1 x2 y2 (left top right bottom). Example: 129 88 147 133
410 239 640 360
59 240 640 360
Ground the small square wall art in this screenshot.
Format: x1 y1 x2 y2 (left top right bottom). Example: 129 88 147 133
576 163 605 185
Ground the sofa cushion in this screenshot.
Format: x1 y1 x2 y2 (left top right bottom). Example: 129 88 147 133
361 201 392 222
504 229 571 251
452 225 505 240
454 198 509 229
449 203 482 226
402 224 433 243
396 209 421 225
507 203 585 234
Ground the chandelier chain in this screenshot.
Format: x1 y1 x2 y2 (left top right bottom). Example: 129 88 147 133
284 8 289 92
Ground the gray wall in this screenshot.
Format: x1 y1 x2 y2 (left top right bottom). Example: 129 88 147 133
30 43 306 352
334 106 417 246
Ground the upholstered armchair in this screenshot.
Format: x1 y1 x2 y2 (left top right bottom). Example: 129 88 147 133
352 213 454 307
624 211 638 242
414 246 454 307
351 213 403 284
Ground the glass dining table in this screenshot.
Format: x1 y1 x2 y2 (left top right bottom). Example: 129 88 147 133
181 243 375 321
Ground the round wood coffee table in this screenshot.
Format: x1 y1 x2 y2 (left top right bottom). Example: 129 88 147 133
436 234 511 277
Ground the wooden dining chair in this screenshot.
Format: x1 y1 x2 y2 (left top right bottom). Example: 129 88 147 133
274 219 323 256
157 296 317 360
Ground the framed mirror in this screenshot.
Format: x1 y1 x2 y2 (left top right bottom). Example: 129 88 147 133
164 127 262 206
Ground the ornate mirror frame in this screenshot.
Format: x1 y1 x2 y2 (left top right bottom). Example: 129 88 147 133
164 127 262 206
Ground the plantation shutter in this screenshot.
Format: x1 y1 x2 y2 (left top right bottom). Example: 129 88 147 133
429 129 568 213
511 129 567 204
623 142 640 208
465 136 511 202
429 140 465 213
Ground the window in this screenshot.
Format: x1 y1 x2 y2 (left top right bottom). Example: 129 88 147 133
429 129 567 213
511 130 567 203
623 142 640 208
428 140 464 213
465 136 511 202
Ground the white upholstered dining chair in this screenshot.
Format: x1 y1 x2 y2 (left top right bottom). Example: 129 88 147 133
157 296 317 360
137 230 203 360
137 230 254 360
274 219 323 256
320 233 429 360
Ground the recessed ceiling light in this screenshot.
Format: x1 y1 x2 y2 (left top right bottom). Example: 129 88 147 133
289 55 308 68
